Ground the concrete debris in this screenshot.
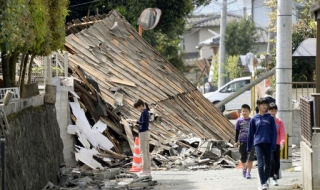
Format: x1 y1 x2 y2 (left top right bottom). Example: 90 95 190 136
45 167 158 190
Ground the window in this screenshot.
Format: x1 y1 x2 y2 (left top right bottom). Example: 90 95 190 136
220 80 250 93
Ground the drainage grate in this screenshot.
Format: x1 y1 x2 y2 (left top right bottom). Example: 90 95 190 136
300 96 314 145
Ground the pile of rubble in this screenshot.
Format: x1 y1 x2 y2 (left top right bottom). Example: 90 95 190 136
64 65 239 171
42 137 240 190
151 138 240 171
42 10 241 189
43 167 157 190
42 65 240 189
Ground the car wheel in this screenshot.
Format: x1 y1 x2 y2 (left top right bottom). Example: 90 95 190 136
213 101 225 112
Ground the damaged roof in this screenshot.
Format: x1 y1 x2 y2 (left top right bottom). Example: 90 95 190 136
64 10 235 142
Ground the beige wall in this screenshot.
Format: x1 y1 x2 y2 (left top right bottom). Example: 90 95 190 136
183 32 199 53
198 27 219 42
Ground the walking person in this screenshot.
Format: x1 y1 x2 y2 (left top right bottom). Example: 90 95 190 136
268 103 286 186
264 87 276 104
127 99 151 176
234 104 255 179
247 98 277 190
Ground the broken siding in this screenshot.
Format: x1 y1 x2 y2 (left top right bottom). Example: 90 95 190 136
65 11 235 142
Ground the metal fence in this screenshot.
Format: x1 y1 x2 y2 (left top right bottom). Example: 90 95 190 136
292 82 316 101
300 96 314 146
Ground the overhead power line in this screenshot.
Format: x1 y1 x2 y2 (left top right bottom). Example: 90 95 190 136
69 0 100 8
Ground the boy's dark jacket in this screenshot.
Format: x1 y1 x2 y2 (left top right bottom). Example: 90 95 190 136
247 112 277 152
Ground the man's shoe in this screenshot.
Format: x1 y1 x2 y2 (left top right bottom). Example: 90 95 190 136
246 172 251 179
272 179 279 186
261 184 268 190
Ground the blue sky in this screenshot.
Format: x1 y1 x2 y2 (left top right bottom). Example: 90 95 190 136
193 0 244 16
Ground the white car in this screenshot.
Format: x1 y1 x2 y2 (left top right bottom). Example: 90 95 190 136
203 77 251 112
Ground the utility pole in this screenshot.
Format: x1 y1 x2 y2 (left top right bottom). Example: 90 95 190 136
276 0 292 169
218 0 227 88
217 0 236 88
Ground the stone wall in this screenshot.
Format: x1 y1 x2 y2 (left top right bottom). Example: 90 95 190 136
0 96 64 190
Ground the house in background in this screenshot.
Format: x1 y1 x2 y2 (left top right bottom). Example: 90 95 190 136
183 0 303 85
181 13 268 84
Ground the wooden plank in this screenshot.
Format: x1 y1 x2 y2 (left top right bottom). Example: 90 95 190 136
78 93 97 122
74 81 97 102
108 76 136 87
90 20 180 95
120 117 135 154
103 130 121 154
74 65 97 96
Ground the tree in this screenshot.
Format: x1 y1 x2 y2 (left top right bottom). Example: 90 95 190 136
225 17 258 56
67 0 211 71
224 55 242 80
292 21 316 82
266 0 316 82
0 0 68 90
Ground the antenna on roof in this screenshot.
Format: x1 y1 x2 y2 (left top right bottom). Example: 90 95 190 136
138 8 162 36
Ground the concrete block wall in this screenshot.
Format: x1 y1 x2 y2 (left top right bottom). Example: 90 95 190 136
292 109 302 146
311 133 320 189
0 94 45 115
301 141 313 190
301 134 320 190
55 89 76 167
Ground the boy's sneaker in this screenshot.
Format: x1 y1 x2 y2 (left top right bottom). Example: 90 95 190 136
267 178 270 185
261 184 268 190
272 179 278 186
245 172 251 179
242 169 246 178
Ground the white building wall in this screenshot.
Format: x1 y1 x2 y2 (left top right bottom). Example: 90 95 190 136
183 32 199 53
198 28 219 42
253 43 268 54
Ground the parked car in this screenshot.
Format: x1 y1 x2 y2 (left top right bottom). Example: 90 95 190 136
203 77 251 112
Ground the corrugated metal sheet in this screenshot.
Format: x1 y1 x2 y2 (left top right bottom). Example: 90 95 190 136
64 11 235 142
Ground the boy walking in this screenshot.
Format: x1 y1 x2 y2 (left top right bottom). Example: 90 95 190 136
234 104 255 179
247 98 277 190
268 103 286 186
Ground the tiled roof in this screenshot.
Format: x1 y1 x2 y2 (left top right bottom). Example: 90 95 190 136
64 11 235 142
192 13 242 28
197 26 268 49
186 14 216 25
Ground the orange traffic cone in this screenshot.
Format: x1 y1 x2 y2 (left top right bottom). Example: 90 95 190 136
130 137 142 172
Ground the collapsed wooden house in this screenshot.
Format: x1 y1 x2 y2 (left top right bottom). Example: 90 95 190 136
64 11 235 157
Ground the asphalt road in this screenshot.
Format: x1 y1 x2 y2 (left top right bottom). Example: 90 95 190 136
151 167 301 190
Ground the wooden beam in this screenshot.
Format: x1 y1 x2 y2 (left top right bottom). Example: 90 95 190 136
74 65 97 96
121 117 135 154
